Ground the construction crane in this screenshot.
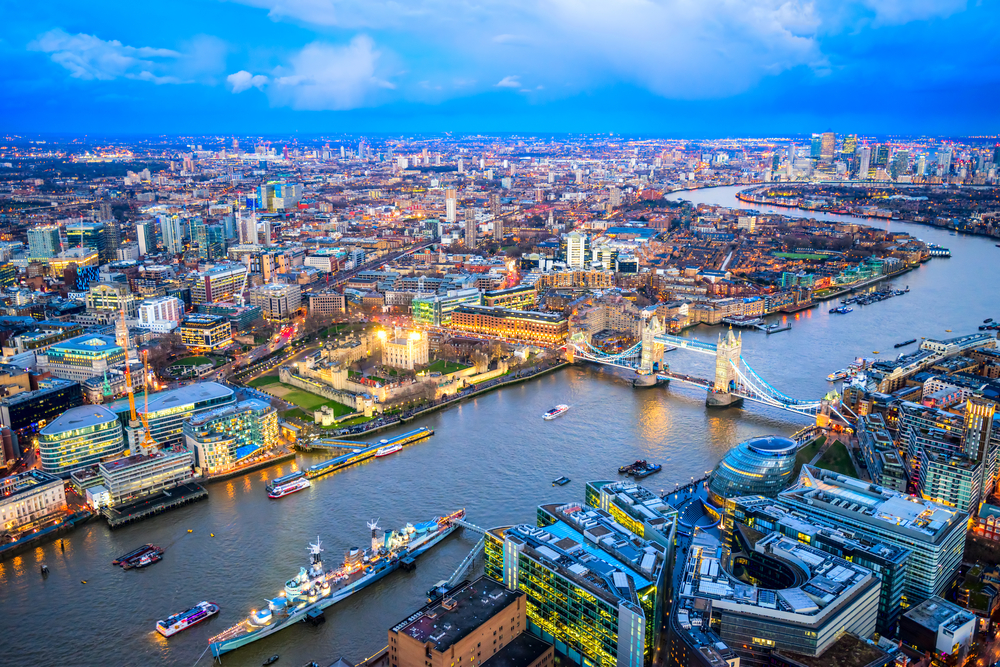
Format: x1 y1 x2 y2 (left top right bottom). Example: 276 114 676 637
236 268 249 307
138 350 157 452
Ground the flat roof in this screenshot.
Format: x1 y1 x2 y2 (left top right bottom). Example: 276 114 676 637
41 405 119 435
905 597 975 631
392 577 521 652
482 632 551 667
49 334 123 354
108 381 233 416
0 469 62 499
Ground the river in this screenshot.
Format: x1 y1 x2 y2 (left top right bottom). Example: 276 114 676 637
3 184 998 667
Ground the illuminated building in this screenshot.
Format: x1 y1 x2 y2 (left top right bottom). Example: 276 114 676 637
0 470 67 534
379 330 429 370
411 288 481 326
138 296 184 333
449 305 568 344
183 399 278 475
583 480 678 550
179 314 233 353
899 597 975 661
159 215 182 254
483 285 537 310
136 221 156 255
197 302 262 331
917 449 981 514
108 381 236 448
820 131 835 161
189 263 248 305
49 247 99 273
673 531 879 667
27 225 62 259
308 291 346 316
35 334 127 383
248 282 302 321
388 576 553 667
561 231 589 269
66 222 106 261
86 282 140 318
725 495 908 637
464 207 477 247
38 405 126 477
0 378 83 437
706 435 797 504
98 447 194 506
780 466 967 604
484 499 671 667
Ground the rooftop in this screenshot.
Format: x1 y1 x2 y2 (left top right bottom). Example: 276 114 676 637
773 633 890 667
481 632 551 667
391 577 521 652
99 446 190 474
41 405 120 435
0 378 79 406
108 381 233 417
904 596 976 632
0 469 62 499
48 334 123 354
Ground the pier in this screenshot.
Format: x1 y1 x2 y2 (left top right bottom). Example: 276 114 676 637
103 482 208 529
305 428 434 481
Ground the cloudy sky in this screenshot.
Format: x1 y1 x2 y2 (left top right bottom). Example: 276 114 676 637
2 0 997 135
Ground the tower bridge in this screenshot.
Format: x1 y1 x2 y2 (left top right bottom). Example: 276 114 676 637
567 316 848 424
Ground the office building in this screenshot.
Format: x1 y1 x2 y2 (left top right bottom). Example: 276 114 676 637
857 414 907 491
27 225 62 259
780 466 967 604
66 222 106 261
190 264 248 305
50 247 99 273
308 291 347 316
445 188 457 223
136 221 156 255
411 288 482 327
899 596 975 661
0 470 67 534
137 296 184 333
820 131 835 161
36 334 127 383
248 282 302 321
108 381 236 449
726 495 909 637
197 302 261 331
160 215 182 254
0 379 83 436
561 232 589 269
707 435 797 504
673 531 879 667
388 576 552 667
584 480 678 550
183 399 278 476
179 314 232 353
38 405 126 477
379 331 429 370
86 282 139 318
485 500 670 667
450 305 568 344
98 447 194 506
483 285 537 310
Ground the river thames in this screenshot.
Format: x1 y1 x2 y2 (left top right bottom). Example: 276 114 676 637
3 185 999 667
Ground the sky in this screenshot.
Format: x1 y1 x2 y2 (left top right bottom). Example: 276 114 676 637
2 0 998 136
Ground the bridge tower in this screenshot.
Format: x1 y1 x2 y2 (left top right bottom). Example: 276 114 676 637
633 312 665 387
707 327 743 407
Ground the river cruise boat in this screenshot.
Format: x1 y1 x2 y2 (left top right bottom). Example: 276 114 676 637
267 472 311 499
374 444 403 457
157 601 220 637
543 405 570 420
826 369 850 382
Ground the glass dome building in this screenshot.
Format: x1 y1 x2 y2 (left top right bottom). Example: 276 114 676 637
707 435 797 505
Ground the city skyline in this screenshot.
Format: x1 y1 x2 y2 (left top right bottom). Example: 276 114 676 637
3 0 999 135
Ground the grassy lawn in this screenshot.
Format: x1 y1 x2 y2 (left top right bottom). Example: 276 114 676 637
470 370 511 384
266 383 355 416
792 436 826 477
426 359 470 374
247 374 281 388
814 440 856 477
172 356 211 366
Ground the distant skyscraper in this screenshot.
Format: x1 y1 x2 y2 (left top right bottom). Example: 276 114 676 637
937 149 953 174
28 225 62 259
810 133 822 159
464 208 477 248
99 201 113 222
160 215 182 254
136 221 156 256
101 221 121 262
67 222 106 262
490 194 503 241
842 135 858 159
857 146 871 180
820 132 836 162
445 189 457 223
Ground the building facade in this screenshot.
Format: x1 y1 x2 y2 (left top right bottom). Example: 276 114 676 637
450 305 568 345
183 399 279 476
0 378 83 436
38 405 126 477
249 282 302 321
179 314 233 353
35 334 127 383
98 447 194 506
108 382 236 449
0 470 67 535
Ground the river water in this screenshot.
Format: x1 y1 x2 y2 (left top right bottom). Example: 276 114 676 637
3 184 998 667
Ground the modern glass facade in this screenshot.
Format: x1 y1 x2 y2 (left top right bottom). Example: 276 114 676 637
108 382 236 448
411 289 481 326
183 399 279 475
37 334 127 383
707 435 796 503
0 379 83 435
38 405 125 477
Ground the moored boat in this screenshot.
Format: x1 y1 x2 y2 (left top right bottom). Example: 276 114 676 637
157 601 220 637
894 339 917 348
826 369 849 382
543 405 570 420
268 477 311 499
112 544 158 567
374 444 403 457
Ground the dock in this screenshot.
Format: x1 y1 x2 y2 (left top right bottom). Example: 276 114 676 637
763 324 792 334
103 482 208 529
305 427 434 481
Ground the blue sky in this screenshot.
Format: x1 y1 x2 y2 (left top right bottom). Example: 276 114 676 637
2 0 998 135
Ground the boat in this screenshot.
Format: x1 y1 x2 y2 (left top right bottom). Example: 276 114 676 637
826 369 849 382
543 405 570 420
633 463 662 479
268 477 311 499
945 329 952 332
157 601 220 637
112 544 158 566
552 476 570 486
986 318 994 324
894 339 917 348
263 656 279 666
208 510 465 658
374 444 403 458
619 460 647 474
128 552 162 569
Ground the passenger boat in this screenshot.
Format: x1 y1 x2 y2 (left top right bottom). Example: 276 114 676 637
374 444 403 457
894 339 917 348
826 369 849 382
268 478 311 499
543 405 570 420
208 510 465 658
157 601 220 637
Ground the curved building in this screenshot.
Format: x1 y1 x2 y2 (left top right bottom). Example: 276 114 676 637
39 405 125 477
708 435 796 504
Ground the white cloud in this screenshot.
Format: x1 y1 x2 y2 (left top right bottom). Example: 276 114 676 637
228 35 393 110
495 75 521 88
29 29 225 85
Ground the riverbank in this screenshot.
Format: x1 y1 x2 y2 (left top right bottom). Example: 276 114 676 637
0 510 94 562
198 449 297 485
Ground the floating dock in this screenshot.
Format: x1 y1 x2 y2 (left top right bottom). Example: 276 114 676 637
306 428 434 481
103 482 208 528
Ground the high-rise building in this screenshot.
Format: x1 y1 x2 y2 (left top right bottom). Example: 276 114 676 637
35 334 127 383
179 314 233 353
490 194 503 241
820 131 836 161
98 447 194 506
66 222 106 261
561 231 589 269
136 221 156 256
780 466 967 604
100 222 121 263
27 225 62 259
445 189 457 223
937 149 952 174
0 378 83 438
464 208 477 248
810 133 822 159
248 282 302 321
857 146 871 180
183 399 278 476
159 215 182 254
189 264 248 305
